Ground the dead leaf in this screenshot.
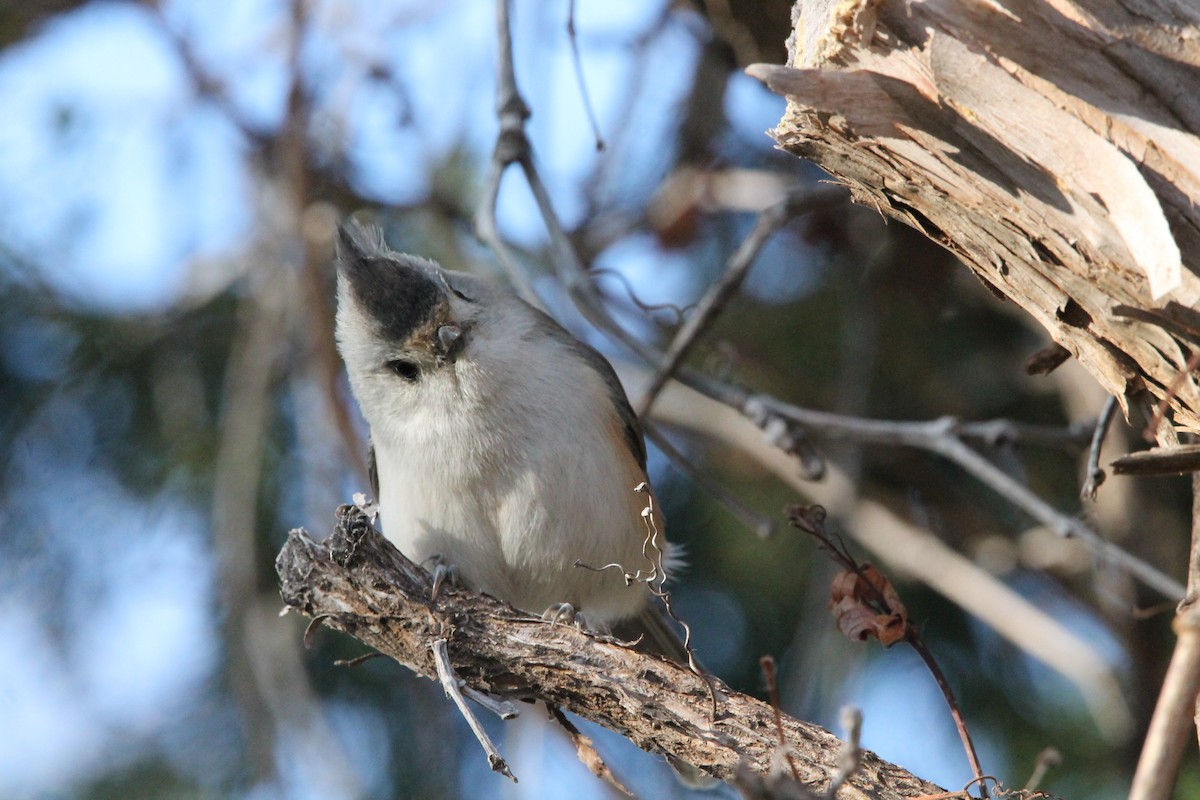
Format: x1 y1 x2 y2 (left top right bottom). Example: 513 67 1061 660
829 564 908 647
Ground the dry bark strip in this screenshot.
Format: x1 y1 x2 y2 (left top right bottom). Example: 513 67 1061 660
276 504 942 798
749 0 1200 434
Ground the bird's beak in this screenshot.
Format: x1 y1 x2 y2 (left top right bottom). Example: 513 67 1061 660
436 324 466 365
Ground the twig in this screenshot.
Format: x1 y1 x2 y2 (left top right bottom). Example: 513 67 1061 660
635 186 847 418
566 0 605 152
1081 396 1118 500
474 0 679 369
906 636 988 798
1191 473 1200 600
947 419 1093 453
463 686 520 720
788 506 988 798
1024 343 1072 375
1142 349 1200 442
826 706 862 800
930 430 1182 601
589 267 691 325
333 652 385 668
1111 444 1200 477
1022 747 1061 792
735 394 1185 601
645 366 1133 736
760 655 801 783
432 638 517 782
546 705 633 796
576 8 671 218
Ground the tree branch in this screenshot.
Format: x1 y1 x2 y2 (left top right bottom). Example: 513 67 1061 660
1128 473 1200 800
276 503 943 799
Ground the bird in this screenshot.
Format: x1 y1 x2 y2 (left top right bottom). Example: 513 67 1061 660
332 220 689 661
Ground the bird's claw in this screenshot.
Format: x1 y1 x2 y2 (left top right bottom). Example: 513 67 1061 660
423 554 459 602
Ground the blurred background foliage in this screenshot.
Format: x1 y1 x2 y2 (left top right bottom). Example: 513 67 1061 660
0 1 1194 799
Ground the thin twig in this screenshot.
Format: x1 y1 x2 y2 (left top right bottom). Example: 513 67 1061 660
589 267 691 325
1022 747 1061 792
546 704 633 796
431 638 517 782
930 433 1182 601
906 635 988 798
760 655 801 783
1111 444 1200 477
477 0 669 366
1081 396 1118 500
1127 603 1200 800
1191 472 1200 600
333 651 384 668
463 686 520 720
635 186 847 418
789 506 988 798
826 706 862 800
652 368 1133 736
566 0 605 152
1143 350 1200 442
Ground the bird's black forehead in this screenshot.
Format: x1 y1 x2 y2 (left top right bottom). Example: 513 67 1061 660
337 223 445 343
348 254 443 341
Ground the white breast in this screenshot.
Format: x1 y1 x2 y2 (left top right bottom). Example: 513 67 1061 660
371 333 654 624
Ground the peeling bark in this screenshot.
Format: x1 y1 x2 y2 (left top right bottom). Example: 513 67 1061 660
750 0 1200 433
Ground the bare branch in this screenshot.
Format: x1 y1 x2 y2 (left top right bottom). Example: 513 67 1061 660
715 385 1186 601
277 504 944 798
432 638 516 781
1128 475 1200 800
635 185 847 418
473 0 541 306
1111 444 1200 477
547 705 632 796
639 367 1135 738
1128 601 1200 800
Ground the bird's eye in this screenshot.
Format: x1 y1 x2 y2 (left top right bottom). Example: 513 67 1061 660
386 359 420 381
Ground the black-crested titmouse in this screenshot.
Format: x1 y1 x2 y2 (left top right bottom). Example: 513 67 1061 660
333 222 689 661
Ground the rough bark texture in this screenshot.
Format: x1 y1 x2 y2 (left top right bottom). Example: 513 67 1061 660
276 504 942 798
749 0 1200 434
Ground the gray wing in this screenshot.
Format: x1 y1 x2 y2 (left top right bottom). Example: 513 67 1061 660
525 307 648 470
571 338 648 471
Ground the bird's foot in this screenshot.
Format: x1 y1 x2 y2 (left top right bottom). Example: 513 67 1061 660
421 554 459 602
541 602 588 630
